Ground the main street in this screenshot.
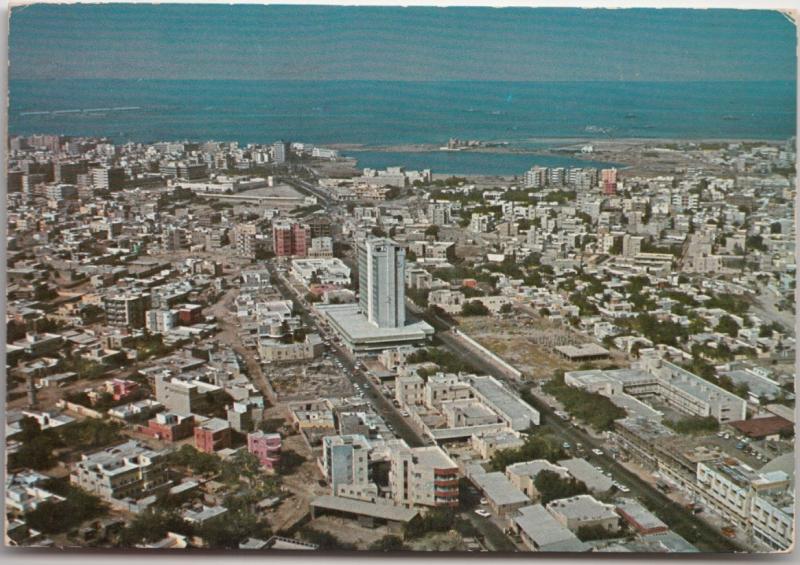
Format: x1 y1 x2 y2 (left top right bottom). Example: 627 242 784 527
268 261 426 448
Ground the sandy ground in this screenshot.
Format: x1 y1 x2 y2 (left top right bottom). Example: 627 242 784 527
456 315 626 380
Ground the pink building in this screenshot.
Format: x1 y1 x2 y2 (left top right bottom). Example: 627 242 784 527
601 168 618 196
247 431 282 471
107 378 140 401
272 221 310 257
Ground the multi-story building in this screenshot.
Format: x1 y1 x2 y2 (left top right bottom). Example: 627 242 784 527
322 434 372 492
103 293 151 329
357 237 405 329
272 140 290 164
389 444 459 508
601 168 618 195
143 412 195 442
696 458 793 551
90 166 126 191
70 440 170 502
427 202 452 225
46 183 78 200
146 309 177 334
247 431 282 471
565 357 747 424
524 166 549 189
232 223 259 258
308 236 334 258
194 418 232 453
272 220 311 257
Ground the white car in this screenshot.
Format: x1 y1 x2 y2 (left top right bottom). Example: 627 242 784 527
618 486 630 493
401 411 410 417
592 448 604 456
474 509 491 518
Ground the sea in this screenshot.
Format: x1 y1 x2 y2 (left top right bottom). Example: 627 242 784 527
8 79 796 175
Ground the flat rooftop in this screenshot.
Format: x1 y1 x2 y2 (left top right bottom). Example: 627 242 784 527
557 458 614 493
515 504 588 550
471 471 529 507
546 494 618 522
311 495 419 523
464 375 540 429
318 303 433 344
412 445 458 470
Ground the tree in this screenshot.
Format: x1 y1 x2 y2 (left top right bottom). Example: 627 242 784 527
403 508 456 539
119 508 193 545
541 375 626 431
300 527 356 550
534 470 589 504
490 433 566 471
499 303 513 314
275 449 306 475
371 226 387 238
25 482 107 535
168 444 222 476
461 300 490 317
369 535 409 551
424 225 440 239
59 419 124 449
664 416 719 435
715 315 741 338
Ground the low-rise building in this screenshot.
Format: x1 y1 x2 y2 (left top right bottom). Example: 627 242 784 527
513 504 590 552
546 494 620 533
71 441 170 502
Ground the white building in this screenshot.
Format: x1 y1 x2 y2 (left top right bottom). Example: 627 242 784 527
291 257 351 286
390 444 459 508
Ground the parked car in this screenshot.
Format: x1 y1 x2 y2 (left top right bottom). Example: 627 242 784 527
474 509 491 518
592 448 604 456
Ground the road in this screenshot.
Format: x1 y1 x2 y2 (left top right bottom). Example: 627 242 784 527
411 302 744 553
204 283 278 404
269 263 425 448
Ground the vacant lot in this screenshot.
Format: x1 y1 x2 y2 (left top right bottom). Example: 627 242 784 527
457 315 625 381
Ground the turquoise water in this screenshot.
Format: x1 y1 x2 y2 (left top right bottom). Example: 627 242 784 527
9 79 795 145
8 7 796 175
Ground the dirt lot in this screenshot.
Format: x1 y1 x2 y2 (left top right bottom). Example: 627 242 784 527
268 360 355 401
268 431 329 533
457 315 627 381
305 515 389 549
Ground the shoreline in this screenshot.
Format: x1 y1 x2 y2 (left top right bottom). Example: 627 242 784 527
329 137 788 153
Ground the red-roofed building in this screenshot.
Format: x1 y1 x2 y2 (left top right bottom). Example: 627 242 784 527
728 416 793 440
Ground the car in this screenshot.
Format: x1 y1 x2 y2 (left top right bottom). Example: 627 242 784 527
717 431 725 438
562 442 571 449
401 411 410 417
480 498 488 505
736 442 745 450
618 486 630 493
592 448 604 456
474 509 491 518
